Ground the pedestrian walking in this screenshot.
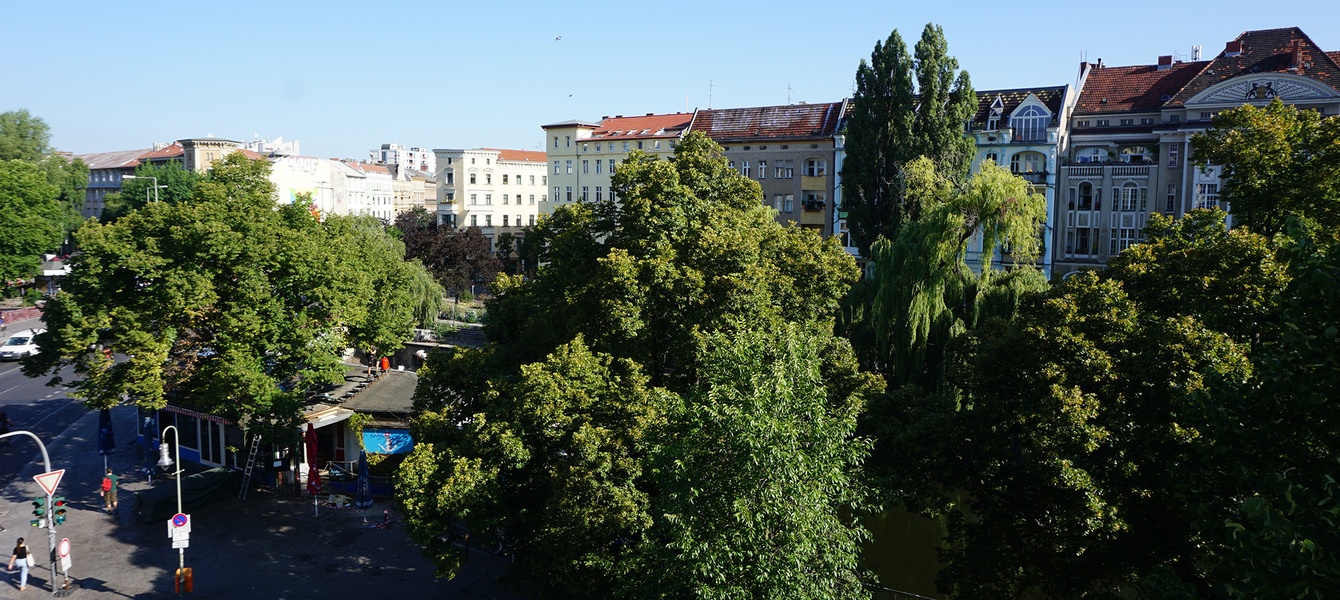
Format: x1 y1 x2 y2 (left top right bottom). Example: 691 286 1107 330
7 537 31 591
100 468 119 513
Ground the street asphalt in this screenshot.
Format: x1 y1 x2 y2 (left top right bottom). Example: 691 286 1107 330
0 314 531 599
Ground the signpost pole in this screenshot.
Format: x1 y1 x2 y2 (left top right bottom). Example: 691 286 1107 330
160 425 190 594
2 430 60 595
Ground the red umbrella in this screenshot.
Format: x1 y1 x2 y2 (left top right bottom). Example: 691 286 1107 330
304 423 321 497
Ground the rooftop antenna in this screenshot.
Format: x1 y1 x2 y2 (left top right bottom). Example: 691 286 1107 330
708 80 714 109
787 84 793 104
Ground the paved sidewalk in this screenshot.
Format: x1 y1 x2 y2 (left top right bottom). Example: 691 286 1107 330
0 403 528 598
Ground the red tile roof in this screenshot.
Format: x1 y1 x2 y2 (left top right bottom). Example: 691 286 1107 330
589 113 693 140
1075 27 1340 116
689 102 846 142
139 142 186 161
1075 62 1207 115
489 149 547 163
1168 27 1340 106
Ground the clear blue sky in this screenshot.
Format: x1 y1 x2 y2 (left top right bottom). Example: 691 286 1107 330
4 0 1337 160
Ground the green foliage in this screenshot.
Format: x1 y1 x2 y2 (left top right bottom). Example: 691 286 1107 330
1191 99 1340 238
0 159 63 282
640 325 872 599
0 109 51 161
101 160 200 223
399 132 873 596
841 24 976 255
24 152 432 442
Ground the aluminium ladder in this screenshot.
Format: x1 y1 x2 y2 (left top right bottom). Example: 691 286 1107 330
238 434 263 499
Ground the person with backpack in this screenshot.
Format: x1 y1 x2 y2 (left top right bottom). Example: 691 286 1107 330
100 468 119 513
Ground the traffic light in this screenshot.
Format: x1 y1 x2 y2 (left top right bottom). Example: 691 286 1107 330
30 497 45 527
53 497 67 525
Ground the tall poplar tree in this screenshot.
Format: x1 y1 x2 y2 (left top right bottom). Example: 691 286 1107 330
841 23 976 256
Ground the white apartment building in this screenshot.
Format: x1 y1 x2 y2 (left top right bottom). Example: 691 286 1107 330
373 143 435 174
433 148 548 248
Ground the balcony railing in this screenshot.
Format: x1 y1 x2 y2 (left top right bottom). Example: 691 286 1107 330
1069 166 1103 178
1015 171 1048 184
1111 165 1151 178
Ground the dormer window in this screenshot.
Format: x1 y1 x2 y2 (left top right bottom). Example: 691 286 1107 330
1011 105 1049 142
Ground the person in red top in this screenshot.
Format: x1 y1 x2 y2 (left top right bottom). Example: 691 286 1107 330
379 356 390 373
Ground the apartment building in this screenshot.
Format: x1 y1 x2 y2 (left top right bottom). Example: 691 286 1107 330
373 143 435 174
540 113 692 214
692 101 848 237
1055 27 1340 276
966 84 1081 276
433 148 548 248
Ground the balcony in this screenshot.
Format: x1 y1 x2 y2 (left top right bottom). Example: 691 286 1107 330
1016 171 1048 184
1111 165 1151 179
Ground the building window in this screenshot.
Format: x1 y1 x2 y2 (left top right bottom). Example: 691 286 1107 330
758 160 767 178
582 160 589 174
1075 147 1107 163
485 194 492 205
595 186 602 201
1120 146 1151 163
804 158 827 177
1168 144 1179 166
803 193 825 211
582 186 589 201
553 186 560 200
1118 182 1145 211
1166 184 1177 213
636 141 644 150
609 159 615 173
553 161 560 174
1141 117 1154 125
529 194 535 204
445 191 455 202
566 186 572 201
485 174 491 184
470 172 477 184
485 215 492 227
529 215 536 226
1195 183 1220 209
446 172 454 184
595 160 602 174
471 214 478 227
470 193 478 205
530 175 536 185
582 143 588 153
1110 219 1140 255
565 160 572 174
553 136 559 148
1011 105 1049 142
1096 119 1110 127
1120 118 1134 126
502 174 509 184
1170 115 1181 123
623 142 629 152
1075 182 1095 211
742 161 751 177
565 136 570 147
503 215 509 227
503 194 509 205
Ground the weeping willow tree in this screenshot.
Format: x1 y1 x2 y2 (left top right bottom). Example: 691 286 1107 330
858 157 1048 505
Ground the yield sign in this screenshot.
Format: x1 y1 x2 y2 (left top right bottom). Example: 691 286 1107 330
34 469 65 496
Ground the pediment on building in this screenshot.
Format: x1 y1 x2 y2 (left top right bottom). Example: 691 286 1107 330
1186 73 1339 105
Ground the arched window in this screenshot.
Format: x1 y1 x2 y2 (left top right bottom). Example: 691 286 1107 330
983 152 999 164
1010 151 1046 173
1011 105 1049 142
1077 182 1094 210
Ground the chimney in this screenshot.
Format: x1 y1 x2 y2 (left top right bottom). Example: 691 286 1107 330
1225 40 1242 57
1289 39 1303 70
1158 55 1174 70
1192 45 1203 61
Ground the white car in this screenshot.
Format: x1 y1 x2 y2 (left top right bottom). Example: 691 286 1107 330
0 329 43 361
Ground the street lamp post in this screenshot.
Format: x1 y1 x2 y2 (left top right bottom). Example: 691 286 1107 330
0 430 61 593
122 175 164 204
157 426 185 594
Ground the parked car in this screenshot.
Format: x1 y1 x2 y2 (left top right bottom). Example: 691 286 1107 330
0 329 43 360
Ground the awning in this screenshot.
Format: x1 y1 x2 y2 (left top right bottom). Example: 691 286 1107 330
305 405 354 429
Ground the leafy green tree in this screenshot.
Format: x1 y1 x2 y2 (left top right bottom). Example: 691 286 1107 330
398 132 875 596
101 160 200 222
399 337 666 593
1191 99 1340 238
1 109 87 277
841 24 976 256
26 152 436 440
0 109 51 161
0 160 63 282
639 324 871 599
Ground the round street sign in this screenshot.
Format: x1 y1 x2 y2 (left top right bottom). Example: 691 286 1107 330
172 513 188 528
58 538 70 558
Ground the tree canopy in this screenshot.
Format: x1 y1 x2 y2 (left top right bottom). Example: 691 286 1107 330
100 159 200 222
25 152 438 440
1191 100 1340 238
397 132 878 597
0 109 87 285
395 206 501 296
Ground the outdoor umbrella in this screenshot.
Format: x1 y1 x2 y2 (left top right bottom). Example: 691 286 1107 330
355 449 373 521
304 423 321 497
97 408 115 471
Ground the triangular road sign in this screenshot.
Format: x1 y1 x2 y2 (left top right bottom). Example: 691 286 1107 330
34 469 65 496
